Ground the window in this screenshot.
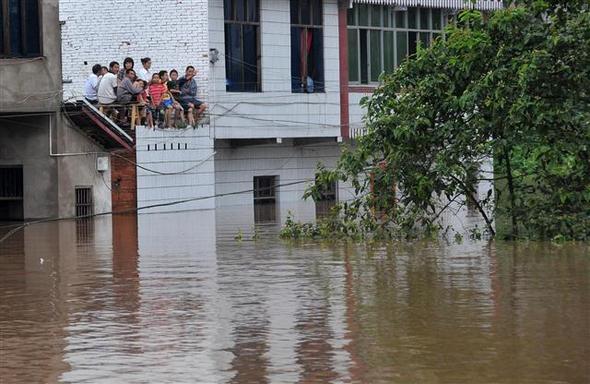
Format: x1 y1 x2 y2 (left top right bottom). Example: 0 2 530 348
315 177 337 219
0 165 23 220
290 0 324 93
347 6 447 84
224 0 261 92
253 175 277 203
75 186 93 217
1 0 41 58
253 176 278 223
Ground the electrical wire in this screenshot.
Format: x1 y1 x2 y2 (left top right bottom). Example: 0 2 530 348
100 171 112 192
0 179 312 245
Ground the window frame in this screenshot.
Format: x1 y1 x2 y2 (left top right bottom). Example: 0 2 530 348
253 175 278 203
347 6 446 85
1 0 43 59
223 0 261 92
290 0 325 93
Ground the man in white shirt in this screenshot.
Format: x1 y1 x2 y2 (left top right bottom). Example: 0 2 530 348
84 64 102 103
136 57 152 82
97 61 120 105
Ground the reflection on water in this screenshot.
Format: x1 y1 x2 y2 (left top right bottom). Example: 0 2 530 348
0 208 589 383
254 201 278 224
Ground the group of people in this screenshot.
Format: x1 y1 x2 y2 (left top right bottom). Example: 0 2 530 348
84 57 207 128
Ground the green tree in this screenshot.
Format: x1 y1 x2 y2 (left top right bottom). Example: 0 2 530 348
297 0 590 241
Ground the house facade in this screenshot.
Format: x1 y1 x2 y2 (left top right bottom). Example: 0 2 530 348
58 0 502 222
0 0 133 221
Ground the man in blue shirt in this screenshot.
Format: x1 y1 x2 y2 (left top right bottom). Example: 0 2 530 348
178 65 207 128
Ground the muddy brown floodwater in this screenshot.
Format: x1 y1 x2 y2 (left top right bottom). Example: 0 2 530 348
0 209 589 384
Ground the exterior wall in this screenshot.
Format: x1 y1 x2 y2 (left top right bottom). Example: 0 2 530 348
0 115 58 219
214 141 351 215
0 114 115 219
59 0 209 101
135 127 216 213
348 92 371 137
208 0 342 139
0 0 62 113
111 149 137 213
56 116 113 217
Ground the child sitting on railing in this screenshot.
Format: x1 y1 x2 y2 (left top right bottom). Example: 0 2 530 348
135 79 153 128
158 70 186 127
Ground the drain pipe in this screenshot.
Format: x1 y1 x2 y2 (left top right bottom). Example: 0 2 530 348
48 113 107 158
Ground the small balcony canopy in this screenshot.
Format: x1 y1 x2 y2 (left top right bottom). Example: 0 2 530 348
349 0 504 10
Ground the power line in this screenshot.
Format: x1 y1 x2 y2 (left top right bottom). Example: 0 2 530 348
0 179 311 245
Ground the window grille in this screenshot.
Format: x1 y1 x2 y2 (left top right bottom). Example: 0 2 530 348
0 166 24 220
75 186 93 217
254 176 278 223
0 166 23 199
253 176 277 203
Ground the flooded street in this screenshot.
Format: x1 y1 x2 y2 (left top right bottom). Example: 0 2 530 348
1 209 589 383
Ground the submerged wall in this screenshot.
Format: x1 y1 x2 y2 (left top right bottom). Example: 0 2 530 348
135 126 216 213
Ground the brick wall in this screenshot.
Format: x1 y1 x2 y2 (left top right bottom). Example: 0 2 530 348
111 149 137 212
60 0 209 102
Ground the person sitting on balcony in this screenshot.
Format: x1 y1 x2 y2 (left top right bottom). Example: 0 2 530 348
159 70 185 126
137 57 152 82
167 69 180 99
178 65 207 128
136 80 153 128
97 61 120 105
84 63 102 104
118 57 135 84
148 73 167 126
117 69 143 104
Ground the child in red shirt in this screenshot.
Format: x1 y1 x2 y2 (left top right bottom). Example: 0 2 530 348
148 73 167 127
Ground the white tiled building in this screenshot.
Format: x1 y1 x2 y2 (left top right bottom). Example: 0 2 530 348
59 0 502 221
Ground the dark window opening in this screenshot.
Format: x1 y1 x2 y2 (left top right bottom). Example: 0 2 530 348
290 0 324 93
1 0 41 58
315 178 337 219
224 0 261 92
254 175 277 203
254 175 278 223
75 186 93 217
0 165 23 220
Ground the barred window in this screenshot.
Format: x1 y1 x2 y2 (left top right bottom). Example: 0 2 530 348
347 5 447 84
